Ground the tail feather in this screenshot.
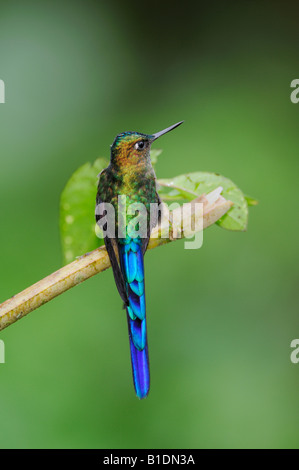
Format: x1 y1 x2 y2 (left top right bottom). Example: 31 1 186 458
119 240 149 399
128 334 150 399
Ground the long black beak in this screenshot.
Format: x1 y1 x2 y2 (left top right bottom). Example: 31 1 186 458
151 121 184 141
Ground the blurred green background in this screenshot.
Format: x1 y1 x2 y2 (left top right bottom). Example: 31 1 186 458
0 0 298 449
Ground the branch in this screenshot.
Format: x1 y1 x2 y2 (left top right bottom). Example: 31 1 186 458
0 188 232 331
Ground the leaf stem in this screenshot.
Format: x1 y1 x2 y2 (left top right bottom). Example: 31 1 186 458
157 180 198 200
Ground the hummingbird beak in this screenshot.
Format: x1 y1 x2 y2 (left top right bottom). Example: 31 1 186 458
151 121 184 141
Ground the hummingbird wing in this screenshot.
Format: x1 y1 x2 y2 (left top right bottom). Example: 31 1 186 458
141 190 162 254
104 237 129 306
96 174 129 306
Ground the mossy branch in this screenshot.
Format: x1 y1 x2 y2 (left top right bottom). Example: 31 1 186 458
0 188 232 332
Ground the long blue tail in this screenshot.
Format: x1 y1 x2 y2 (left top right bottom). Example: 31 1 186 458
119 239 149 399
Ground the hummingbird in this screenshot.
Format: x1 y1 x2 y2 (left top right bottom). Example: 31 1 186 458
96 121 183 399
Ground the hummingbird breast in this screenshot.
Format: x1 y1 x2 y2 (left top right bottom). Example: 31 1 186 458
97 163 159 239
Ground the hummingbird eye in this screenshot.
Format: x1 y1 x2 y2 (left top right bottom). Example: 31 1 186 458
135 140 145 151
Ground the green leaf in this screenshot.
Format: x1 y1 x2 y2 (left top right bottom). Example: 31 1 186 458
60 151 255 263
245 195 259 206
158 172 249 231
60 158 108 264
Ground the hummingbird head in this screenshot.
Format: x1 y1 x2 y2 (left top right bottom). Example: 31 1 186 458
110 121 184 168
